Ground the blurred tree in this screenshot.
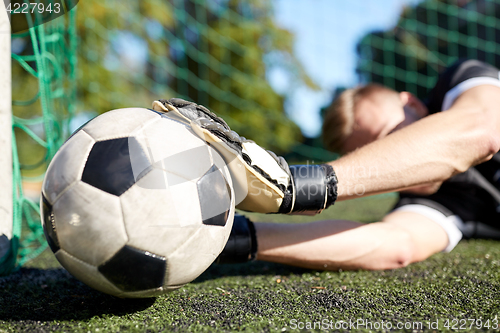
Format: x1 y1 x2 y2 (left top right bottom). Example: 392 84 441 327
355 0 500 99
76 0 317 152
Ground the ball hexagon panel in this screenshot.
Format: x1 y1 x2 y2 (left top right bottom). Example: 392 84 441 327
82 108 160 142
165 226 227 286
208 144 239 205
42 130 95 204
209 145 233 186
120 171 201 257
56 249 123 297
135 116 213 182
98 245 166 292
158 172 204 228
205 222 234 256
40 193 60 253
53 181 128 266
197 165 232 226
81 137 151 196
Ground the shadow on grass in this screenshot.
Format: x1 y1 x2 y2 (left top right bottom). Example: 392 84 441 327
0 268 155 321
193 260 312 284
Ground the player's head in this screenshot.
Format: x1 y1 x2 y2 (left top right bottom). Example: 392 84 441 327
322 83 428 154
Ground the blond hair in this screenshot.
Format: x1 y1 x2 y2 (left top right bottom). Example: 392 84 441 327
322 84 397 154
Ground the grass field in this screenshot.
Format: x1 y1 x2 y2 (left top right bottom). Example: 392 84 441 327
1 195 499 332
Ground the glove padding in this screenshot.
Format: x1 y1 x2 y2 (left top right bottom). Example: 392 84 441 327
152 98 338 214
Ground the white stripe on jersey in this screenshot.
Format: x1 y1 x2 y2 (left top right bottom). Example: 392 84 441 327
442 74 500 111
393 204 464 252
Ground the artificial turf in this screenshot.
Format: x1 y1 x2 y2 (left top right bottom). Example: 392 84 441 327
1 195 499 332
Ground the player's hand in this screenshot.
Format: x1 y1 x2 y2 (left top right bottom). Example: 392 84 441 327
152 98 338 215
215 214 256 264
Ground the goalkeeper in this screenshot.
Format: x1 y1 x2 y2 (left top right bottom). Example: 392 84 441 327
154 59 500 270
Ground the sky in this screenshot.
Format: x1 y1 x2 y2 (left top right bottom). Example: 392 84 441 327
270 0 422 137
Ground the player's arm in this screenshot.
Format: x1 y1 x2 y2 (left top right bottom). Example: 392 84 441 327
217 211 449 270
154 93 499 216
331 85 500 200
400 182 443 195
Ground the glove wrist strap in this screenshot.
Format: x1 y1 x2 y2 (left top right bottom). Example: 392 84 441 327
323 164 338 208
287 164 338 214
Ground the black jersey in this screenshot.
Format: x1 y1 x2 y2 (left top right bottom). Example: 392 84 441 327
425 59 500 114
395 59 500 238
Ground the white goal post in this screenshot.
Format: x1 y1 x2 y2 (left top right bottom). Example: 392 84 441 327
0 5 12 260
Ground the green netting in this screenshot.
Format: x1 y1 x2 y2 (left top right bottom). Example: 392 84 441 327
77 0 336 161
356 0 500 99
0 7 77 275
2 0 342 276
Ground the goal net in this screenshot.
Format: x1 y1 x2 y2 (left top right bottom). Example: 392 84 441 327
356 0 500 99
1 0 326 275
0 4 76 275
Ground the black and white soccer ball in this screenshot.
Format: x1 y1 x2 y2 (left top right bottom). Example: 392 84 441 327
41 107 235 298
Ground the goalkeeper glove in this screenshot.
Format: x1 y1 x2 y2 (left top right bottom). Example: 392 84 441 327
215 214 257 264
152 98 338 215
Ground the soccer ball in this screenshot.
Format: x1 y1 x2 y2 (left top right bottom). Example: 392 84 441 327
41 108 235 298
